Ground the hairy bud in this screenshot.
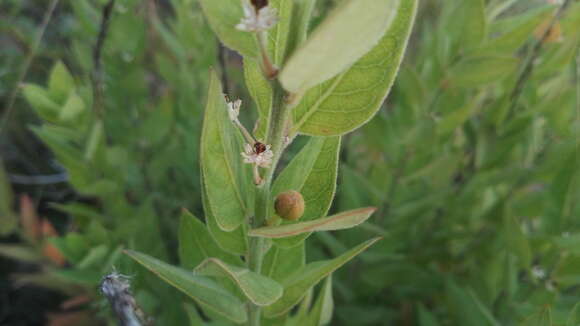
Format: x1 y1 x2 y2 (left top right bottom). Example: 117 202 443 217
274 190 305 221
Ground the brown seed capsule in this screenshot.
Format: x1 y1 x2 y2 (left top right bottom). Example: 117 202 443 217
251 0 269 10
254 142 267 154
274 190 305 221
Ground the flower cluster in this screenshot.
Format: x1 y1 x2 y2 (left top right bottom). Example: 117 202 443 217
236 0 278 32
242 142 273 168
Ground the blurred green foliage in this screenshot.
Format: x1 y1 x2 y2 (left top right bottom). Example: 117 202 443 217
0 0 579 325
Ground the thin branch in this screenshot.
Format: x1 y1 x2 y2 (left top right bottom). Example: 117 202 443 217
508 0 573 117
0 0 60 136
92 0 116 119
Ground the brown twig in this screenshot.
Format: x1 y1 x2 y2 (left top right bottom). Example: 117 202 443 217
92 0 116 119
507 0 573 117
0 0 60 136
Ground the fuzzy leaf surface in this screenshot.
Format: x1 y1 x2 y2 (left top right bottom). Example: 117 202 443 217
279 0 401 93
125 250 247 323
290 0 418 136
195 258 283 306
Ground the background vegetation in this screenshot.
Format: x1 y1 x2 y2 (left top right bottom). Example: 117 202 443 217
0 0 579 325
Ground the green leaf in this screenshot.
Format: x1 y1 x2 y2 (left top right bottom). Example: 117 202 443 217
202 175 248 256
264 237 380 317
244 57 272 141
279 0 401 93
268 0 294 66
195 257 283 306
48 61 75 103
522 306 551 326
449 56 518 88
446 279 500 326
58 91 85 122
125 250 247 324
0 245 42 263
178 210 241 269
249 207 376 238
505 215 531 268
22 84 60 122
566 302 580 326
201 70 250 231
0 164 16 235
198 0 257 57
290 0 418 136
184 303 206 326
271 136 341 247
262 243 305 282
286 0 317 56
418 304 441 326
447 0 486 51
307 276 334 326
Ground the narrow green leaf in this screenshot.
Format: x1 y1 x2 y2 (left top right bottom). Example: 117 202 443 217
264 237 380 317
272 136 340 247
522 306 551 326
286 0 317 56
446 279 500 326
201 70 249 231
449 56 519 88
505 215 532 268
447 0 486 51
198 0 257 57
22 84 60 122
311 276 334 326
418 304 441 326
268 0 294 65
0 245 42 263
244 57 272 141
48 61 75 102
195 257 283 306
280 0 400 93
178 210 242 269
58 91 85 122
290 0 418 136
566 302 580 326
125 250 247 324
184 303 206 326
250 207 376 238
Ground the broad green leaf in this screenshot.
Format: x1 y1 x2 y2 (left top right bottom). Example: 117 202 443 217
271 136 341 247
201 70 249 231
264 237 380 317
195 257 283 306
0 164 16 235
126 250 247 324
279 0 401 93
201 175 248 256
262 243 305 282
449 56 518 88
198 0 257 58
249 207 376 238
244 57 272 141
178 210 241 269
290 0 417 136
22 84 60 122
48 61 75 103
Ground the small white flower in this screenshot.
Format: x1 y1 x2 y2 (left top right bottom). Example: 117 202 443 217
241 143 273 168
532 265 546 279
227 98 242 122
236 1 278 32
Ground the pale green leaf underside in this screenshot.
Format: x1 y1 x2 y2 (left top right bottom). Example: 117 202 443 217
244 57 272 141
272 136 341 247
195 258 283 306
201 71 247 231
267 0 294 66
264 237 381 317
125 250 247 324
178 210 242 269
198 0 257 57
280 0 401 93
291 0 418 136
249 207 376 238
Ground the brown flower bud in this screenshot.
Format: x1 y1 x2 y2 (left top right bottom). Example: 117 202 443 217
274 190 305 221
251 0 269 10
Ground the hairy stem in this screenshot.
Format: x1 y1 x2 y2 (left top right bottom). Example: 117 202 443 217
247 81 290 326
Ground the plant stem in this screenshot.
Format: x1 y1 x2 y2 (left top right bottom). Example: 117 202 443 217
246 81 290 326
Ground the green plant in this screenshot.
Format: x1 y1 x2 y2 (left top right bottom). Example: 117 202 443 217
124 0 417 325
